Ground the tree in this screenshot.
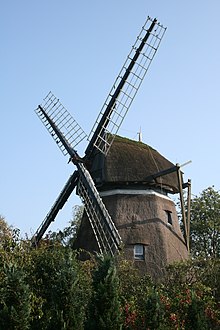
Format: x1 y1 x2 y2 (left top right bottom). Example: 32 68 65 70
85 255 122 330
0 263 31 330
0 216 12 245
190 186 220 258
29 245 92 330
163 259 220 329
49 205 84 246
0 215 20 249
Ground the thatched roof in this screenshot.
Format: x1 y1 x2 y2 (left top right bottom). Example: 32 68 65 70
90 135 180 193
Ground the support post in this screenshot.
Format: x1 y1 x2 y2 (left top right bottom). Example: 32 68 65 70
176 164 189 251
187 179 191 253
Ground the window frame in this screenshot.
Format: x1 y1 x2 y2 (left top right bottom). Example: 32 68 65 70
134 244 145 260
165 210 173 225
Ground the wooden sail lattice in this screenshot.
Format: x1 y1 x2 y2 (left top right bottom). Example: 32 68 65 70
87 17 166 156
35 91 87 156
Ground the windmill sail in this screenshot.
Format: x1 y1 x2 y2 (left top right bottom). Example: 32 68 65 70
34 97 122 254
35 91 87 156
31 171 79 246
77 163 121 255
86 17 166 157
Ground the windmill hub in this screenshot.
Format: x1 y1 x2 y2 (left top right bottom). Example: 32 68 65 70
68 153 84 165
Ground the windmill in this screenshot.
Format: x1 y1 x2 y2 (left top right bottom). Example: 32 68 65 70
32 16 190 276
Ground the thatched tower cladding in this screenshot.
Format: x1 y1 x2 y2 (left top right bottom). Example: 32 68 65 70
90 135 180 193
101 192 188 278
75 190 188 278
75 136 188 278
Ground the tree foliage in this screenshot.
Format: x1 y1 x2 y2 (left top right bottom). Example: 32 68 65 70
0 215 14 248
0 262 31 329
49 205 84 247
29 245 92 330
1 185 220 329
85 254 122 330
0 239 219 329
190 186 220 258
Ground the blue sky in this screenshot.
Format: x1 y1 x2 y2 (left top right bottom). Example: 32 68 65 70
1 1 220 236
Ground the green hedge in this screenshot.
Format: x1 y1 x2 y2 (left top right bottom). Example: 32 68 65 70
0 240 219 329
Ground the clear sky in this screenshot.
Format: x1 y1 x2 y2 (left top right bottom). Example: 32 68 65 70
1 1 220 236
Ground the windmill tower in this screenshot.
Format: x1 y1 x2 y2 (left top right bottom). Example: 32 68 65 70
74 136 190 278
32 17 190 278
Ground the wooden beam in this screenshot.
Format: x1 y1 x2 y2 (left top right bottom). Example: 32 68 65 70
187 179 191 253
176 164 189 251
144 165 177 183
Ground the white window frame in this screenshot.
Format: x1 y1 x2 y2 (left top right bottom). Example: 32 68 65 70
134 244 144 260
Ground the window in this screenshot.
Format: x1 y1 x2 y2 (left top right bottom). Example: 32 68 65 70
165 210 172 225
134 244 144 260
